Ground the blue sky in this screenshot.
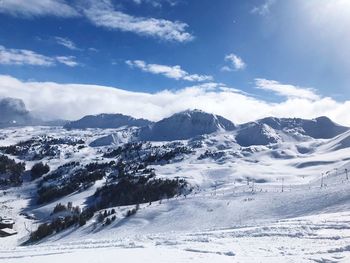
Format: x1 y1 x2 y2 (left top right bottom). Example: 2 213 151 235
1 0 350 124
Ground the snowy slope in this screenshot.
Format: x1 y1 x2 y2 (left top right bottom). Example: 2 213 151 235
235 122 282 146
1 113 350 262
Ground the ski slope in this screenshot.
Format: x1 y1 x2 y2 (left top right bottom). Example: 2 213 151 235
1 125 350 262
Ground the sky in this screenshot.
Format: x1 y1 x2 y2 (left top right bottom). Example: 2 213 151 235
1 0 350 124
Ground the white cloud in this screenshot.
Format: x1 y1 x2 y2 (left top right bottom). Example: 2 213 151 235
0 0 192 43
132 0 179 7
0 45 79 67
88 47 99 52
0 0 79 17
221 53 246 71
251 0 276 16
55 56 79 67
1 74 350 126
0 45 55 66
126 60 213 82
83 0 193 42
255 78 320 100
54 37 79 50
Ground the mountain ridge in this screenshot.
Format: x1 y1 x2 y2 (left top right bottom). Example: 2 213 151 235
139 109 236 141
64 113 152 130
1 98 349 148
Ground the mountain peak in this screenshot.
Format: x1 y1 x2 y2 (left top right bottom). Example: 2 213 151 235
251 116 348 140
139 110 235 141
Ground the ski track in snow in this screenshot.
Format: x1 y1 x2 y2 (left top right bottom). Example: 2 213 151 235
1 212 350 262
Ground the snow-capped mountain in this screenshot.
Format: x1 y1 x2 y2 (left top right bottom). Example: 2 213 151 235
235 116 349 147
88 109 236 145
88 110 349 148
257 116 348 139
64 113 152 129
139 109 235 141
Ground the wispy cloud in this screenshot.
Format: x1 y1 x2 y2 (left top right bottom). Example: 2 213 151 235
83 0 193 42
126 60 213 82
0 45 55 66
251 0 276 16
0 45 79 67
0 0 79 17
1 75 349 126
0 0 193 43
221 53 246 71
255 78 320 100
55 56 79 67
132 0 179 8
54 37 79 50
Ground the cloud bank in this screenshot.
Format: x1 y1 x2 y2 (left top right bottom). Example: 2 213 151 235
0 75 349 126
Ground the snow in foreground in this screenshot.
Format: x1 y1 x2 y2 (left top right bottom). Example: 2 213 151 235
1 211 350 263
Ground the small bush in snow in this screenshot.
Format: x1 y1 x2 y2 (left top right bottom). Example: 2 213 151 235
126 204 139 217
52 203 67 214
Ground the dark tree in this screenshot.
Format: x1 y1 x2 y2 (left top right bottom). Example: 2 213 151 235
0 154 25 186
31 162 50 180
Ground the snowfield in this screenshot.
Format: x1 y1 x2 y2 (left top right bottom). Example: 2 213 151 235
1 121 350 262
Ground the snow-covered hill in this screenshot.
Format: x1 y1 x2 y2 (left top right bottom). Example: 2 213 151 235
258 116 348 139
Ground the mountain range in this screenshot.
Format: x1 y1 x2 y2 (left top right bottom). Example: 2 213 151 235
1 97 348 148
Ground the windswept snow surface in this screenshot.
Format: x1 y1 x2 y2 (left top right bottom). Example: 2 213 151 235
2 211 350 262
1 125 350 262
